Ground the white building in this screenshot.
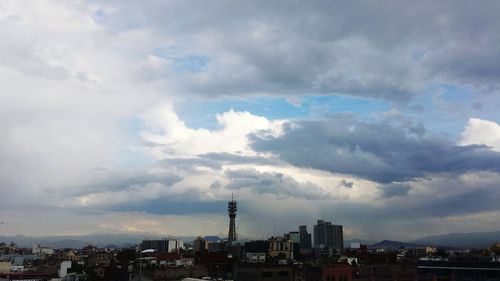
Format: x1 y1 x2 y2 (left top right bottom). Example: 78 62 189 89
246 252 266 263
167 239 184 252
32 242 55 256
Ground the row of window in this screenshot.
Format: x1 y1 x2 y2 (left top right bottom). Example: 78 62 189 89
326 274 349 281
261 271 289 277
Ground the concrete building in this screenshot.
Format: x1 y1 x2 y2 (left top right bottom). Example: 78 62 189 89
234 264 295 281
64 250 81 262
314 220 344 253
32 242 55 256
268 237 295 261
194 237 210 253
0 261 10 273
148 267 209 280
356 263 416 281
417 261 500 281
243 240 269 263
284 231 300 244
141 239 184 253
246 252 266 263
299 225 312 250
58 261 72 278
304 263 353 281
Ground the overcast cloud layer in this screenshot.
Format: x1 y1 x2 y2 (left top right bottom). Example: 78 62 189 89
0 0 500 241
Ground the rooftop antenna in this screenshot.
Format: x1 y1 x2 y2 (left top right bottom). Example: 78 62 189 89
274 217 277 237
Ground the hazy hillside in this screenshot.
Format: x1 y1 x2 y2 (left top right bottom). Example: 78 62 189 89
0 233 197 249
369 240 425 249
413 231 500 248
2 231 499 250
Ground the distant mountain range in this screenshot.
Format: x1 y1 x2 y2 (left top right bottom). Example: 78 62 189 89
203 236 222 242
0 233 199 249
366 231 500 249
413 231 500 248
1 231 499 250
345 239 376 246
368 240 425 250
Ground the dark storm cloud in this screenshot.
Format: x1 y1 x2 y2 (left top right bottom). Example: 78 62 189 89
339 180 354 189
251 115 500 183
225 169 330 200
157 153 280 171
106 198 226 215
301 172 500 226
200 152 279 165
90 0 500 101
158 158 222 170
68 171 182 196
379 183 412 198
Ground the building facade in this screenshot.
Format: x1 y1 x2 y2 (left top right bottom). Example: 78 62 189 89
268 237 295 261
313 220 344 253
300 225 313 250
141 239 184 253
234 264 295 281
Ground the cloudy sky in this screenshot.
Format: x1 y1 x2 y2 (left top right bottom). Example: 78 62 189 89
1 0 500 241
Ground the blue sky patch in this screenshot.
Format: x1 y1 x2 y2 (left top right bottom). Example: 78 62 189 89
175 95 390 129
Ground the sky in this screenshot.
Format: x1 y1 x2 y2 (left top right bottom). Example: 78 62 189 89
1 0 500 241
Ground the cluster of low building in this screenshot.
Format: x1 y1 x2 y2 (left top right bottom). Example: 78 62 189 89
2 206 500 281
1 236 500 281
133 223 500 281
0 242 129 281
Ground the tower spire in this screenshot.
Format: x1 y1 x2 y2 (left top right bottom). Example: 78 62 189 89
227 195 237 243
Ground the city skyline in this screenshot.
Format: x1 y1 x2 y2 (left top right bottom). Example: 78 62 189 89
1 0 500 241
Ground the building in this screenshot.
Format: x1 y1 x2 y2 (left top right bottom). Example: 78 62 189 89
168 239 184 252
32 242 55 256
148 267 209 280
64 250 81 262
284 231 300 244
246 252 266 264
417 261 500 281
0 261 10 273
141 239 184 253
234 264 295 281
314 220 344 253
284 231 301 260
490 243 500 262
141 239 168 252
304 263 353 281
300 225 313 250
244 241 269 263
355 263 416 281
194 237 210 253
228 195 237 244
268 237 295 261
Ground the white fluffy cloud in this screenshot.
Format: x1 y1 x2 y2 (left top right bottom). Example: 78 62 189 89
1 0 499 240
142 104 283 157
460 118 500 151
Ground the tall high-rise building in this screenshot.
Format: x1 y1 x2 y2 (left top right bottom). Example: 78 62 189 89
299 225 312 249
313 220 343 252
284 231 300 243
193 236 209 253
228 194 237 243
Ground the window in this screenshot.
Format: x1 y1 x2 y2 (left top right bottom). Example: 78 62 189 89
262 271 273 277
278 271 289 277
